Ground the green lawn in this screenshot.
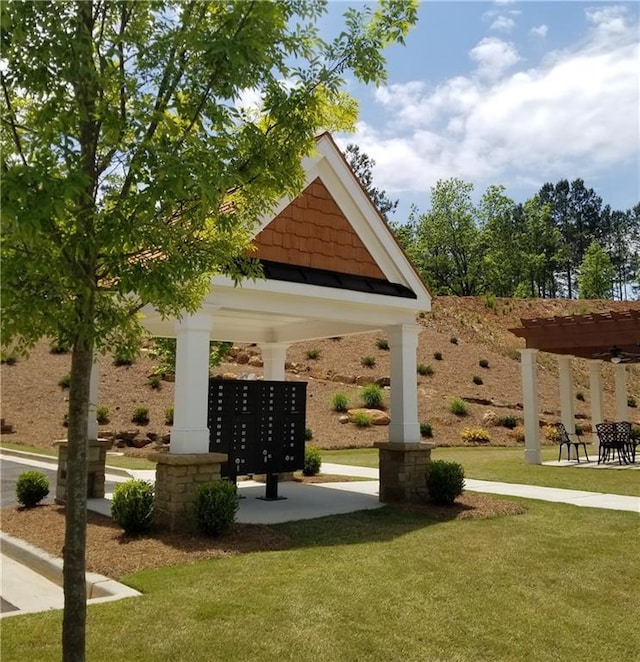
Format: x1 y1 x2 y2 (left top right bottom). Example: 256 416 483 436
322 446 640 497
2 501 638 661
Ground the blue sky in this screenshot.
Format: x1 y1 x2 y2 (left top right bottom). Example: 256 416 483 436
323 1 639 221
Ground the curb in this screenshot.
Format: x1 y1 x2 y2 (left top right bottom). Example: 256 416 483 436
1 532 140 603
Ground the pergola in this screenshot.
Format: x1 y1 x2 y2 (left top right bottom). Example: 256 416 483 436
510 310 640 463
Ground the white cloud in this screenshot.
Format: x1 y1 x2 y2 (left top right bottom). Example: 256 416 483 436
490 16 516 32
529 24 548 39
340 9 639 201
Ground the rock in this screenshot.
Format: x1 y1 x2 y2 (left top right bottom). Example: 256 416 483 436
235 352 250 364
355 375 376 386
338 415 350 424
132 436 151 448
332 373 356 384
116 429 139 442
347 408 390 425
146 432 158 441
160 433 171 444
248 355 263 367
482 411 499 427
375 376 391 387
309 368 327 380
161 373 175 382
222 372 237 380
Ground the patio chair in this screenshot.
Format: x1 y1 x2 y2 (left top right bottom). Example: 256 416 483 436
554 422 590 463
595 422 631 465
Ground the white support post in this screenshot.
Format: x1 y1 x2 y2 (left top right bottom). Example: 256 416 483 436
387 324 421 444
614 363 628 422
588 360 603 454
261 342 289 382
87 353 99 441
171 312 214 454
520 348 541 465
558 356 575 454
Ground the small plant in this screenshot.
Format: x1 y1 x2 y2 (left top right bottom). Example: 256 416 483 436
417 363 434 376
360 355 376 368
303 445 322 476
498 415 518 430
305 427 313 441
15 471 49 508
164 406 174 425
479 359 489 369
148 374 162 390
96 405 110 425
575 423 584 436
375 338 389 351
113 346 137 366
576 391 585 402
472 375 483 385
193 480 238 537
1 351 17 365
461 427 491 444
509 425 526 443
351 411 373 427
628 396 637 408
131 406 150 425
449 397 468 416
305 348 321 360
433 351 443 361
360 384 384 409
331 391 349 412
420 421 433 438
49 338 70 354
542 424 561 442
483 293 497 310
449 336 458 345
111 479 155 534
425 460 465 505
58 374 71 389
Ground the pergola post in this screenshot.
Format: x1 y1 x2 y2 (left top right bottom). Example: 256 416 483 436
261 342 289 381
520 348 541 465
614 364 628 422
588 360 603 454
558 355 575 454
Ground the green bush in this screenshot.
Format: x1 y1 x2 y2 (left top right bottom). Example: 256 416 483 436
148 374 162 390
498 415 518 430
433 351 443 361
58 374 71 389
420 422 433 438
305 427 313 441
113 344 138 366
164 406 174 425
193 480 238 537
472 375 483 385
306 348 321 360
361 384 383 408
628 396 637 408
360 355 376 368
483 293 497 310
132 406 150 425
417 363 434 376
96 405 110 425
331 391 349 412
111 480 155 534
449 397 468 416
425 460 465 505
351 411 373 427
303 445 322 476
15 471 49 508
375 338 389 351
479 359 489 369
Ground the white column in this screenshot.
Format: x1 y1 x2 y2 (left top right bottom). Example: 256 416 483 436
387 324 420 444
614 363 628 422
558 356 575 450
520 348 541 465
261 342 289 381
588 360 603 454
171 312 214 454
87 354 99 441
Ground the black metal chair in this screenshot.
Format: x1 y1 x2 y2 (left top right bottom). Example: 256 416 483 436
554 422 589 463
595 422 631 465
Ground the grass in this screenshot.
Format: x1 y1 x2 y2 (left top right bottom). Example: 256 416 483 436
2 502 638 661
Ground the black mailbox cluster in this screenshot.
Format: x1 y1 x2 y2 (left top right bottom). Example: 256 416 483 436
207 379 307 484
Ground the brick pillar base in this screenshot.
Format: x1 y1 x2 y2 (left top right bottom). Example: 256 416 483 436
150 452 227 532
54 438 113 504
374 441 435 503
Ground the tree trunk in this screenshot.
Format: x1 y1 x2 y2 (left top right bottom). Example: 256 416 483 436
62 335 94 662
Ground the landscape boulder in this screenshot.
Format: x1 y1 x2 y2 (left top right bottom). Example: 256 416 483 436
347 408 390 426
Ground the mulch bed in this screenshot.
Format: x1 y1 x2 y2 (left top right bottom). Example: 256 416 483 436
390 493 527 520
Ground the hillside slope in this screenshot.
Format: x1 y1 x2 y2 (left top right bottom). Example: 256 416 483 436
1 297 638 452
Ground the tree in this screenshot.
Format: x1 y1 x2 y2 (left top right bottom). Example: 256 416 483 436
578 241 615 299
344 143 398 221
0 2 418 659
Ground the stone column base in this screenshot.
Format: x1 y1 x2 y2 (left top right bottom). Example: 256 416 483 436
374 441 436 503
54 438 113 504
150 452 227 532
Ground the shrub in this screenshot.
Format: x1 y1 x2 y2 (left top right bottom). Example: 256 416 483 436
306 348 321 360
351 411 373 427
131 406 150 425
164 406 174 425
49 338 70 354
628 396 637 408
449 397 468 416
331 391 349 412
113 345 137 366
449 336 458 345
361 384 384 408
498 415 518 430
58 374 71 389
305 427 313 441
15 471 49 508
461 427 491 444
360 355 376 368
425 460 465 505
576 391 585 402
193 480 238 537
542 424 561 442
111 480 155 534
303 445 322 476
420 421 433 438
417 363 434 376
472 375 483 385
1 352 17 365
574 423 584 436
479 359 489 369
433 351 443 361
96 405 110 425
483 293 497 310
148 374 162 390
375 338 389 351
509 425 526 443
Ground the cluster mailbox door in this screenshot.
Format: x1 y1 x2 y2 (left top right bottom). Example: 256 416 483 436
207 379 307 481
